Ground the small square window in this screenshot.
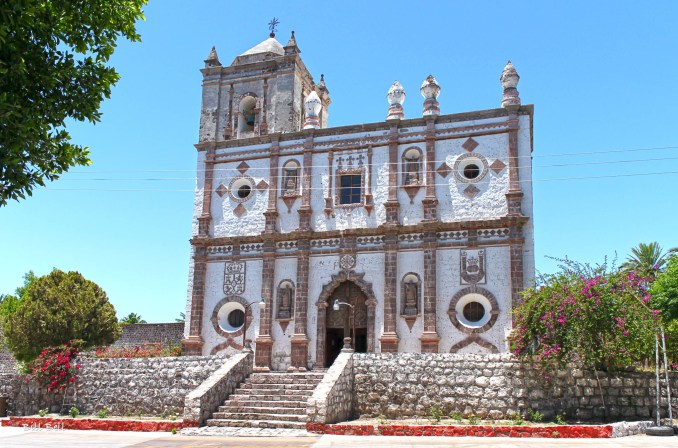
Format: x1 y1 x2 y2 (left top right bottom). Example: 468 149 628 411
339 174 362 205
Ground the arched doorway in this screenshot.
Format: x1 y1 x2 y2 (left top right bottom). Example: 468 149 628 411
315 270 377 368
324 281 368 367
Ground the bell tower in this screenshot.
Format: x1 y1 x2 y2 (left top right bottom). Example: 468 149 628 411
198 24 330 143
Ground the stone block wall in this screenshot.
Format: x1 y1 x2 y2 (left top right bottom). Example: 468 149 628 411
113 323 184 347
184 352 253 425
308 351 355 423
4 355 227 416
353 353 678 421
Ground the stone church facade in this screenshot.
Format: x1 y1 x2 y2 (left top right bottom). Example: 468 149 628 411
183 30 535 372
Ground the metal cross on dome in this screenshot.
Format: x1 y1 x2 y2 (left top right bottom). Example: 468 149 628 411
268 17 280 35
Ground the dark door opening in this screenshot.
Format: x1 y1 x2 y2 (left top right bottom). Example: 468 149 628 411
325 328 344 368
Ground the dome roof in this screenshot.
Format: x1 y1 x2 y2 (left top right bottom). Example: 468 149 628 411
232 37 285 66
240 37 284 57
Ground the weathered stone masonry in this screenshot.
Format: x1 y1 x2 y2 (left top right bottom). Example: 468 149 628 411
352 353 678 422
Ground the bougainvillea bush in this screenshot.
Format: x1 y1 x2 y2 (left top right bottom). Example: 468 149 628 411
26 340 82 393
93 343 181 359
509 259 660 370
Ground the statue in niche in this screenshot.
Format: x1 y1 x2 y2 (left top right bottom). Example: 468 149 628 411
404 154 421 185
403 279 419 316
277 282 294 319
283 166 299 196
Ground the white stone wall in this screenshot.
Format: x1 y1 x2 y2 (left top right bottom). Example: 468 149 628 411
436 246 512 353
201 259 264 355
271 256 298 370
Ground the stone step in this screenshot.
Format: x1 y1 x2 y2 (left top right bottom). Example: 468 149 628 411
206 419 307 430
217 405 306 415
248 373 325 382
232 388 314 397
220 400 307 409
228 392 311 401
239 382 318 390
211 412 307 422
246 377 324 385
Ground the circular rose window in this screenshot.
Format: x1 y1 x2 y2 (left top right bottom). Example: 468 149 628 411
453 154 489 183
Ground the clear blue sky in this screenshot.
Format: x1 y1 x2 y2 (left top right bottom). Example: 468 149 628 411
1 1 677 322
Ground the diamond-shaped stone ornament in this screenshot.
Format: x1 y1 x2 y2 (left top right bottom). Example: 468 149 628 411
490 159 507 174
234 203 247 217
436 162 451 178
256 179 269 192
237 161 250 174
216 184 228 197
463 184 480 199
462 137 479 152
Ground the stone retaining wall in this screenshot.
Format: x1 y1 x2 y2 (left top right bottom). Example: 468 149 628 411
183 352 253 425
308 351 355 423
353 353 678 421
4 355 227 416
113 323 184 347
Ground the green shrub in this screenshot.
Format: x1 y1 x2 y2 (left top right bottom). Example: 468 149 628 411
467 413 480 425
38 408 48 417
449 411 463 422
528 409 544 423
510 412 524 425
69 407 80 418
428 405 444 423
554 414 567 425
97 408 109 418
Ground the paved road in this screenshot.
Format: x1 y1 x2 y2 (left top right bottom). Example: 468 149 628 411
0 427 676 447
313 434 678 447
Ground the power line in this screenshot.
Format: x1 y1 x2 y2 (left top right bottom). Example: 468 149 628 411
40 170 678 193
66 145 678 174
58 154 678 180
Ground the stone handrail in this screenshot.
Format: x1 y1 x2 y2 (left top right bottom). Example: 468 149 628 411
307 351 354 423
183 352 253 426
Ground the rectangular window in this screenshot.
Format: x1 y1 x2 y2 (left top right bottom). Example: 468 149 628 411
339 174 362 205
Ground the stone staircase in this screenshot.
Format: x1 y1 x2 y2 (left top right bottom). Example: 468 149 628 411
207 371 326 429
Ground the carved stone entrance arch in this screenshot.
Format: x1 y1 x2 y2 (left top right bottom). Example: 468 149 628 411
315 270 377 368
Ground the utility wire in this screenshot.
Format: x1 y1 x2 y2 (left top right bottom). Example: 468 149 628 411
58 154 678 180
66 145 678 174
40 170 678 193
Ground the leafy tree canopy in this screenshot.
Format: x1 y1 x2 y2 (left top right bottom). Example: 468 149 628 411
0 270 37 323
509 257 660 370
0 0 147 206
620 242 676 279
2 269 121 362
651 255 678 320
120 312 146 324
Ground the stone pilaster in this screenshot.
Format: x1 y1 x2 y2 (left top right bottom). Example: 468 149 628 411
183 246 207 355
264 135 280 233
508 225 525 316
255 240 276 371
197 149 215 238
505 111 523 217
383 124 400 226
298 134 314 230
420 231 439 352
380 233 399 352
422 118 439 222
291 239 310 370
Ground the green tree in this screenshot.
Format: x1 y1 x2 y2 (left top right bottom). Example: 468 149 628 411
0 271 37 338
651 255 678 320
509 258 659 370
620 242 675 278
175 312 185 323
120 312 146 324
3 269 121 362
0 0 147 206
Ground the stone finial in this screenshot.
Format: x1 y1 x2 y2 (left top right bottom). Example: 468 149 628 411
500 60 521 108
284 31 300 55
420 75 441 116
303 90 322 129
204 46 221 68
386 81 406 120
